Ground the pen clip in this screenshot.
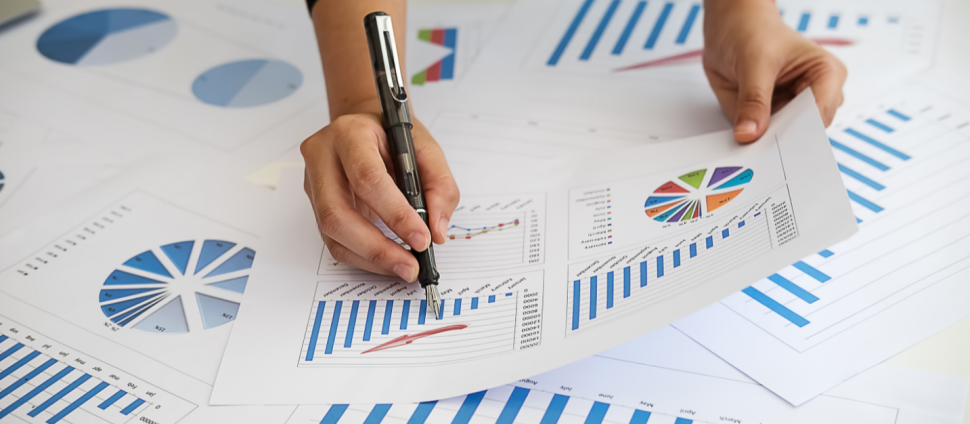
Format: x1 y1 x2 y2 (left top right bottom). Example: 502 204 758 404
374 15 407 102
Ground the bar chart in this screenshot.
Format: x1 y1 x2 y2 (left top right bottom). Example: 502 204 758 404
318 194 546 274
708 84 970 351
299 271 544 366
531 0 937 80
0 315 195 424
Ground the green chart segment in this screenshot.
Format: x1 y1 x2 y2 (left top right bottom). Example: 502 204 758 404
645 167 754 222
99 240 254 334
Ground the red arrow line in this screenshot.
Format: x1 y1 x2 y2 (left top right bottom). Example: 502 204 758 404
361 324 469 354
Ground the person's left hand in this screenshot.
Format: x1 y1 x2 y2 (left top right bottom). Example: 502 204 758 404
703 0 848 143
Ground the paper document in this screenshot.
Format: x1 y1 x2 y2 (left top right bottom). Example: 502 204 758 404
286 327 969 424
211 92 857 404
675 75 970 405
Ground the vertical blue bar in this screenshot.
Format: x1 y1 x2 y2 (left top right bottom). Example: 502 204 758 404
407 401 438 424
743 287 810 327
639 261 647 287
0 366 73 419
858 16 869 26
830 138 890 171
440 29 457 79
548 0 596 66
580 0 621 61
828 14 839 28
400 300 411 330
572 280 581 330
623 267 631 298
454 298 462 316
0 350 40 380
364 405 392 424
47 381 109 424
613 1 647 54
320 405 349 424
606 272 614 308
540 394 570 424
819 249 835 258
675 4 700 44
452 391 487 424
343 301 359 348
489 295 496 303
120 398 145 415
866 119 894 132
675 419 694 424
496 387 530 424
722 229 730 238
793 261 832 282
306 301 325 361
382 300 393 335
440 300 446 319
847 190 884 212
418 300 427 325
845 128 911 160
28 374 91 417
656 256 664 277
689 243 697 258
645 3 673 49
0 358 56 401
363 300 377 341
589 276 598 319
706 236 713 248
738 221 745 228
768 274 820 303
585 402 610 424
888 109 911 121
673 250 681 267
838 163 885 190
324 301 342 355
98 389 127 410
0 343 23 361
471 297 479 310
797 12 811 32
630 410 652 424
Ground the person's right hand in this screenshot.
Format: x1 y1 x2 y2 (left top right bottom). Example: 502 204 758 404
301 112 460 282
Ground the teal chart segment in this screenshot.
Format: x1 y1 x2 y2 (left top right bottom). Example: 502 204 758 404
192 59 303 108
36 8 177 66
98 239 254 334
0 169 4 192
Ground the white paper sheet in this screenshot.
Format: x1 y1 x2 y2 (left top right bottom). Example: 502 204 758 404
284 327 968 424
211 92 858 404
674 73 970 405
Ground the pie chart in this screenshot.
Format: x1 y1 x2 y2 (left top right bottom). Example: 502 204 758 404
37 8 177 66
192 59 303 108
99 239 254 334
645 166 754 222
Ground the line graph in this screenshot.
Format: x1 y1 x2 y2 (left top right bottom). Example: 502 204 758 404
448 219 520 240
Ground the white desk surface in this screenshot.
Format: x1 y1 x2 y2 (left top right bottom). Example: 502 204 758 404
272 0 970 419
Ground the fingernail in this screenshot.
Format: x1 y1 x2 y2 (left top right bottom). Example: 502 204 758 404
394 264 417 282
735 120 758 137
438 217 450 243
409 231 430 251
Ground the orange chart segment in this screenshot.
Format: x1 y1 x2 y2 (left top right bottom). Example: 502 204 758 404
707 189 744 212
645 200 685 218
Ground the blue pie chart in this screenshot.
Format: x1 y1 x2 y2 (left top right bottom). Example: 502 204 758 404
37 8 177 66
192 59 303 108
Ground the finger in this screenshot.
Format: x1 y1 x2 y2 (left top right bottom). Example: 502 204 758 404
334 119 432 253
412 123 460 245
734 60 778 143
303 139 420 281
323 235 398 278
805 57 847 127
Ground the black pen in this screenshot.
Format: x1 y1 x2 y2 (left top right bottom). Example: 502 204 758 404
364 12 442 319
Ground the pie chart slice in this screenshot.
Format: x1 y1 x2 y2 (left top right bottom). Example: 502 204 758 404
37 8 176 66
192 59 303 108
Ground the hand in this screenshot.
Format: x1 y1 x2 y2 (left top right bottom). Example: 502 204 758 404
703 0 848 142
301 110 460 281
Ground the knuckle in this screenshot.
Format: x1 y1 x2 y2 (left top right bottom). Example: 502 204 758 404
365 246 389 267
316 205 344 237
352 164 387 192
385 206 414 231
327 242 352 264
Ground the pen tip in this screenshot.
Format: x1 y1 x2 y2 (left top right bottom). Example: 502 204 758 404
426 285 442 320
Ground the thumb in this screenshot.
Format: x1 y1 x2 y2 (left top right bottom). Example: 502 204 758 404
734 63 776 143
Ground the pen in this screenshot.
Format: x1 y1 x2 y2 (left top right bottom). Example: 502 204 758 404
364 12 442 320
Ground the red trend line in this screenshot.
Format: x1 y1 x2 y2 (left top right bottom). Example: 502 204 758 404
362 324 468 354
448 219 520 240
614 38 855 72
